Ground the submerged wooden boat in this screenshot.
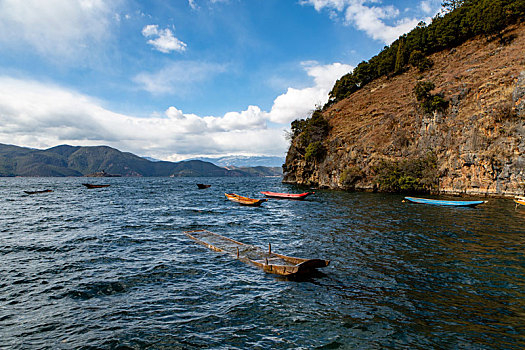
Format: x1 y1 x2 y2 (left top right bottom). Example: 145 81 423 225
225 193 267 206
260 191 313 200
184 229 329 276
197 184 211 189
82 183 110 189
24 189 53 195
405 196 486 207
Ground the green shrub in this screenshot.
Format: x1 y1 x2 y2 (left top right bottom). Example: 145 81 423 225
409 50 434 72
414 81 435 101
341 166 363 188
429 94 449 113
374 153 438 193
414 81 448 114
305 141 326 162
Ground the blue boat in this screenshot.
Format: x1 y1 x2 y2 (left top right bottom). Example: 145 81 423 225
404 196 486 207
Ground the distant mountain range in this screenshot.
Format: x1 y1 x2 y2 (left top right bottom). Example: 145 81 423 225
0 143 282 177
191 155 284 167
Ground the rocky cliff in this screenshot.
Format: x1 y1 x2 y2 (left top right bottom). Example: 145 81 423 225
283 23 525 197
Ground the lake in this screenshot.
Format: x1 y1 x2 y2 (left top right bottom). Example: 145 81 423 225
1 177 524 349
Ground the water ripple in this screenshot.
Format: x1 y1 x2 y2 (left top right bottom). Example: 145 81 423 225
0 177 524 349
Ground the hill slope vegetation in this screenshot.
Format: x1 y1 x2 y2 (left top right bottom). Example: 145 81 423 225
0 144 267 177
284 2 525 196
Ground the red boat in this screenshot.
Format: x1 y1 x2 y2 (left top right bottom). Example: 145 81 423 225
260 191 314 200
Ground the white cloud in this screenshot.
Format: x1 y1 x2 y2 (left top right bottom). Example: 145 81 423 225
420 1 433 14
345 2 419 43
142 24 187 53
0 76 286 160
134 61 227 95
0 61 349 159
267 62 352 124
300 0 436 44
188 0 198 10
0 0 118 61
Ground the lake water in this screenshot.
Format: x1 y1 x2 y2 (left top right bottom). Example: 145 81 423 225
1 177 524 349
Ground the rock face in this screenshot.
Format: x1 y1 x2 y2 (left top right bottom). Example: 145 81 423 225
283 24 525 196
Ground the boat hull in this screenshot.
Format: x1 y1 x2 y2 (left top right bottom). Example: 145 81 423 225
82 183 110 189
405 196 485 207
225 193 267 206
260 191 313 200
184 229 329 276
24 190 53 195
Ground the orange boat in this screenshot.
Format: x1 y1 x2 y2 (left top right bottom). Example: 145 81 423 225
225 193 267 206
515 196 525 207
260 191 313 200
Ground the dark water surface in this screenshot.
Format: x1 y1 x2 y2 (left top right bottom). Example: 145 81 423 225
1 177 524 349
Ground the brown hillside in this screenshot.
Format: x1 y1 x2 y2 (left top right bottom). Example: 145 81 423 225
284 23 525 196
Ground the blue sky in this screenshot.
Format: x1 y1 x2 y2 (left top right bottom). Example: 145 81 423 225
0 0 442 161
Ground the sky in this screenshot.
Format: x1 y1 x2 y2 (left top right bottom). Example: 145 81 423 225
0 0 442 161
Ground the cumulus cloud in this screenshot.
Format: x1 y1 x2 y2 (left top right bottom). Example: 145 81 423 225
420 1 433 14
0 76 286 160
134 61 227 95
268 62 352 124
142 24 187 53
0 0 117 61
300 0 436 44
0 61 349 159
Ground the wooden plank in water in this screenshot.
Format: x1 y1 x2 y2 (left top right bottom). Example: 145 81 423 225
184 229 329 276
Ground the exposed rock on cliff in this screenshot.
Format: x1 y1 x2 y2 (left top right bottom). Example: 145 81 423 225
283 24 525 196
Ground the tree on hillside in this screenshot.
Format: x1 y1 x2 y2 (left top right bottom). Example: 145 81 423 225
442 0 464 11
326 0 525 105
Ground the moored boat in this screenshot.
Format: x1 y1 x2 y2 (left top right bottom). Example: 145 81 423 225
82 183 110 189
225 193 267 206
24 189 53 195
184 229 330 276
197 184 211 189
260 191 313 200
515 196 525 207
405 196 486 207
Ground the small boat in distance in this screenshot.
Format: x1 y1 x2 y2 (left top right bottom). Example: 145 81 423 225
405 196 486 207
197 184 211 189
24 189 53 195
514 196 525 207
184 229 330 276
84 170 121 177
82 183 110 189
225 193 267 206
260 191 314 200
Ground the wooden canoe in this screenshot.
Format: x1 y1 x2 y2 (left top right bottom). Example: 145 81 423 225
515 197 525 206
184 229 329 276
24 189 53 195
225 193 267 206
260 191 313 200
197 184 211 189
405 196 486 207
82 183 110 189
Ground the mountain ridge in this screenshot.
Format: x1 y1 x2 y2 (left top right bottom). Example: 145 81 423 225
0 143 276 177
